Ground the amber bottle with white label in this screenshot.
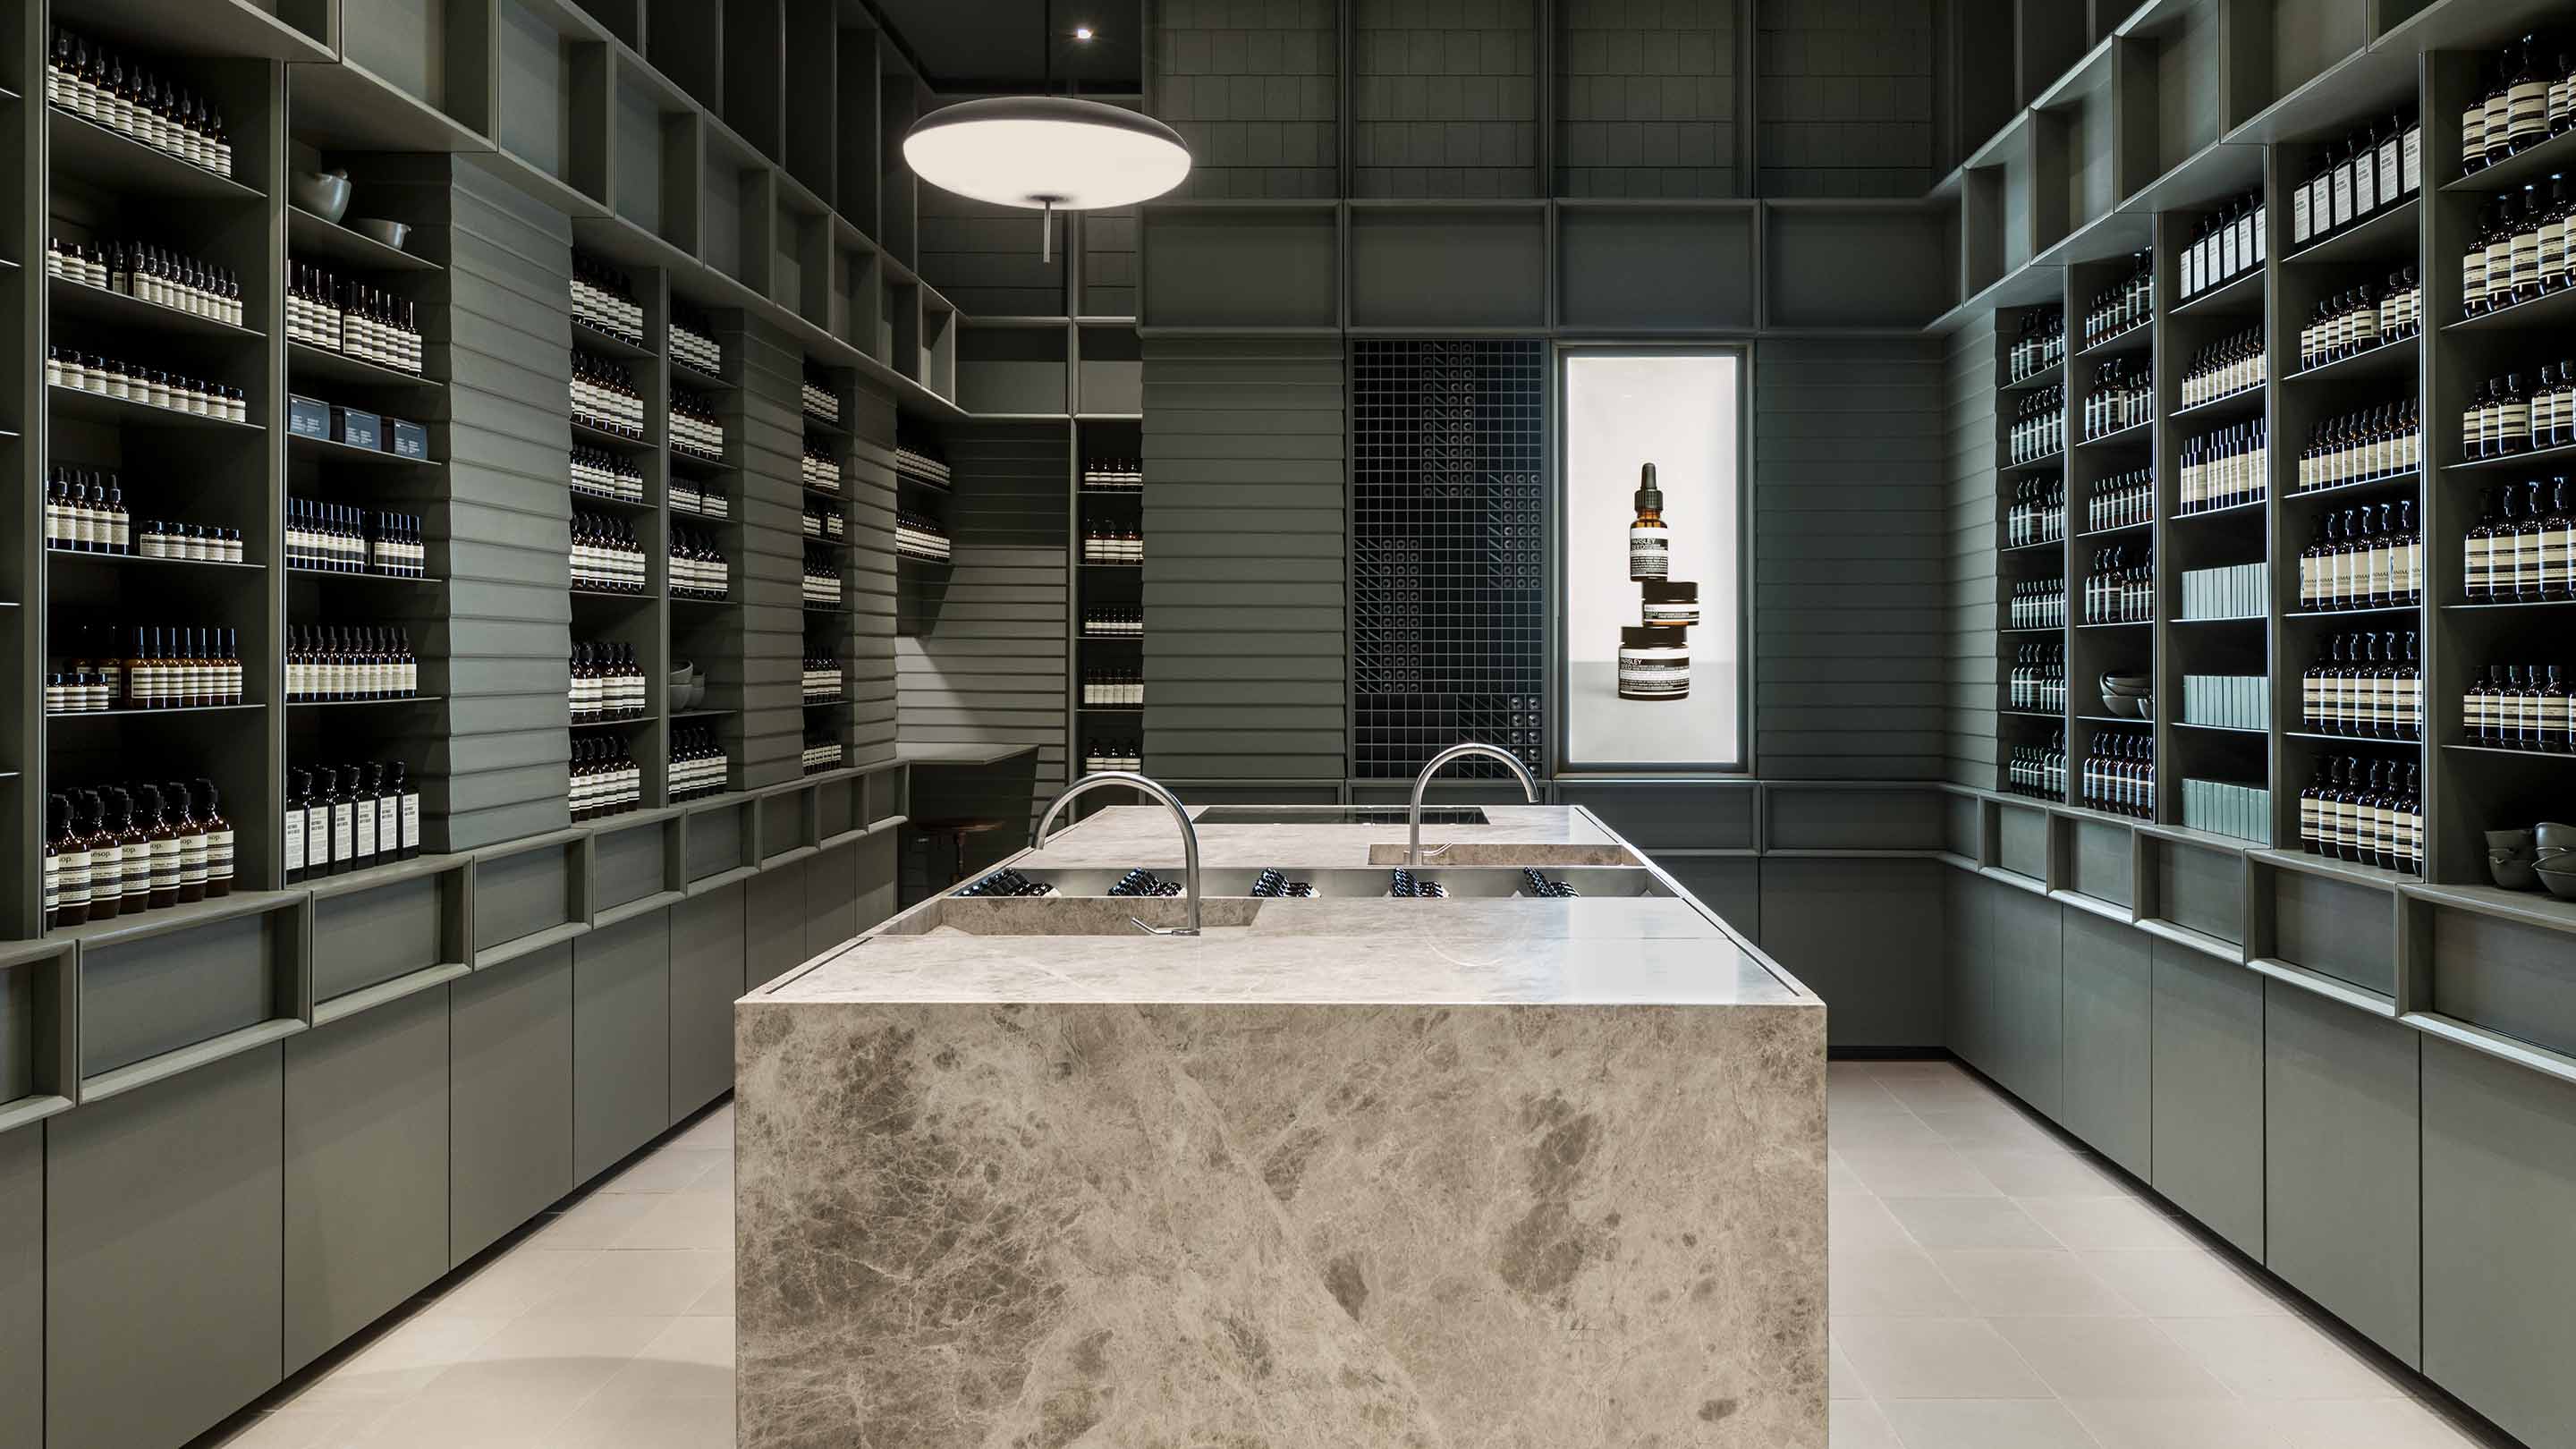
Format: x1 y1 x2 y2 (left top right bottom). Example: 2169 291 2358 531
1629 463 1669 581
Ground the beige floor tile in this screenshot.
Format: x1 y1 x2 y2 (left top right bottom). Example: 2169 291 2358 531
2016 1197 2199 1250
1832 1399 1905 1448
528 1250 731 1318
418 1315 670 1409
1878 1397 2105 1448
1989 1318 2233 1401
592 1318 739 1403
612 1187 734 1250
1832 1318 2051 1400
553 1394 737 1449
529 1193 666 1249
682 1253 736 1316
206 1406 396 1448
1883 1196 2060 1249
2063 1398 2307 1448
1908 1106 2072 1152
1832 1246 1975 1317
603 1148 729 1194
1929 1249 2140 1317
1839 1147 2004 1199
2157 1317 2418 1402
411 1249 603 1320
1829 1151 1873 1197
1831 1335 1868 1400
1969 1149 2130 1198
2073 1250 2292 1317
1834 1113 1952 1152
2275 1396 2519 1448
665 1106 734 1151
352 1395 584 1448
282 1315 517 1407
1833 1194 1921 1250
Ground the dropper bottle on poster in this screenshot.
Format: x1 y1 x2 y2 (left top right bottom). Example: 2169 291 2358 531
1629 462 1670 581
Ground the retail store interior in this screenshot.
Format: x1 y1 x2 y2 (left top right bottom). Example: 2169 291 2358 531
0 0 2571 1445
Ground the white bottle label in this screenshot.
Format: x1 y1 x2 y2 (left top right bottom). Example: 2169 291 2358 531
1629 521 1670 580
332 803 354 862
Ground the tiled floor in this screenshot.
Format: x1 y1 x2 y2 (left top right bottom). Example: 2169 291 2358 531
205 1060 2517 1449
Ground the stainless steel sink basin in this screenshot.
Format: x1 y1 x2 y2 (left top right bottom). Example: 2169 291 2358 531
1191 805 1491 826
971 866 1672 901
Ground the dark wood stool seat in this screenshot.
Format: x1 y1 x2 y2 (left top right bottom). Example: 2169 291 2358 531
914 816 1012 886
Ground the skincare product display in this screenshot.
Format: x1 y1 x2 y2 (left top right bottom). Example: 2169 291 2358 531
667 725 729 801
801 365 840 425
1081 739 1141 774
670 479 728 518
570 348 644 437
898 510 953 563
2006 731 2067 801
45 780 234 928
570 511 648 592
2178 419 2267 513
2300 504 2422 608
569 251 644 346
1081 458 1141 492
802 657 844 703
668 526 729 599
1616 626 1688 701
569 642 648 723
572 442 645 503
1081 669 1142 708
801 504 847 541
898 434 952 487
45 28 233 175
2291 110 2421 250
2083 547 2152 625
2180 189 2263 300
569 736 640 820
2465 664 2574 750
2464 483 2573 599
1080 524 1141 564
2182 676 2269 732
801 731 843 775
2008 306 2064 381
47 624 242 711
2080 727 2155 818
2006 644 2064 713
669 303 724 377
2008 386 2065 463
2080 250 2152 348
2081 358 2151 439
2005 478 2064 547
671 386 726 460
2295 401 2419 491
287 499 423 576
2179 328 2264 408
2088 470 2151 531
2298 758 2423 873
2298 275 2418 371
287 262 422 372
801 550 844 608
801 439 843 492
284 626 418 702
2302 632 2424 739
49 236 242 324
47 347 245 420
2008 579 2066 630
2181 779 2272 845
1082 606 1143 639
2182 562 2269 621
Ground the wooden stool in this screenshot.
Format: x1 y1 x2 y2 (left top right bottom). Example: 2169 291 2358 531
914 817 1011 886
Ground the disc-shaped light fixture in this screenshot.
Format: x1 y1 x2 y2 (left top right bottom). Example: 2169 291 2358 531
902 96 1191 212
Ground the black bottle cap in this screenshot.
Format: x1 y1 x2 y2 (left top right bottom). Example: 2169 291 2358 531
1635 462 1662 512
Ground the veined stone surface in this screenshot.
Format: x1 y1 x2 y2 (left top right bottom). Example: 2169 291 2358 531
736 999 1824 1447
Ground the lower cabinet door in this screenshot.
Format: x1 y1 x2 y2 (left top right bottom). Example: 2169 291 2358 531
47 1046 284 1449
0 1127 38 1449
1991 884 2063 1116
284 987 451 1374
1944 870 1997 1076
452 942 575 1264
2149 940 2265 1259
2264 983 2420 1367
746 862 809 993
671 884 746 1123
574 912 673 1184
2057 910 2151 1178
2422 1038 2576 1449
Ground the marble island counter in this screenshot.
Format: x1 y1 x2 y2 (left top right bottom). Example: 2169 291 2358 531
735 804 1826 1448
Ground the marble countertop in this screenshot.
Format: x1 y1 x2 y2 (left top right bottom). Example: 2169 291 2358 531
1021 803 1625 869
757 806 1818 1009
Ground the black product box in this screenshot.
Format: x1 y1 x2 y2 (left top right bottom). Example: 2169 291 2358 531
330 405 381 451
288 394 330 438
387 419 428 459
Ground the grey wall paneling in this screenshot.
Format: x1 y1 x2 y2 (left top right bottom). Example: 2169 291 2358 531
74 902 301 1083
1754 340 1947 778
1346 203 1549 328
571 907 670 1182
956 323 1072 417
470 829 587 961
1554 202 1756 330
1140 335 1346 781
592 812 682 916
919 191 1067 318
0 1124 36 1449
647 0 724 115
848 382 899 764
1140 205 1343 328
781 0 837 205
1147 0 1341 201
667 877 743 1114
281 982 449 1373
2148 931 2266 1258
1078 208 1140 319
1348 0 1538 199
427 157 579 851
1763 203 1952 329
1757 857 1945 1047
1942 310 1998 788
2057 904 2152 1176
743 848 809 987
2420 1038 2576 1449
836 22 884 236
448 938 575 1263
309 856 473 1005
897 423 1069 822
46 1046 283 1449
1754 0 1936 198
1554 0 1736 198
2263 980 2420 1367
721 0 785 159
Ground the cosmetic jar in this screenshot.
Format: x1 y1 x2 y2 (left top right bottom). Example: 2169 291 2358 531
1642 580 1699 628
1618 626 1690 701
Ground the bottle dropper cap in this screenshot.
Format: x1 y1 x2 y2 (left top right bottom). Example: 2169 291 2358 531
1635 462 1661 512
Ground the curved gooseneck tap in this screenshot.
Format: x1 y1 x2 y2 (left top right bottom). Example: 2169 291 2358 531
1032 770 1202 936
1409 743 1540 867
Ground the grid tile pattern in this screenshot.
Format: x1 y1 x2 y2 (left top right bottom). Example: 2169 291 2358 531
1557 0 1738 198
1352 0 1538 198
1755 0 1935 198
1149 0 1340 199
1351 339 1544 779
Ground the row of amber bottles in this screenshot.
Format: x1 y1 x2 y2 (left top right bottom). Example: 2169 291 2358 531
571 642 646 722
2298 503 2423 611
2180 328 2263 408
2005 478 2063 547
2462 36 2572 174
2467 665 2575 751
2081 730 2153 818
2290 111 2421 250
2299 274 2419 370
45 782 234 928
2300 758 2422 874
2083 547 2152 624
2462 178 2572 318
2296 401 2419 492
2466 480 2576 600
285 626 417 701
2006 731 2065 801
284 764 420 883
2081 252 2152 348
2303 632 2423 739
2463 366 2576 457
571 738 640 821
46 28 233 174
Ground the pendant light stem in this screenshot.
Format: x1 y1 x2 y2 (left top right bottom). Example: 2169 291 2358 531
1041 200 1054 264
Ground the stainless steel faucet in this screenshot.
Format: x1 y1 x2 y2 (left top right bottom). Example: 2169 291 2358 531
1409 743 1539 867
1032 770 1203 936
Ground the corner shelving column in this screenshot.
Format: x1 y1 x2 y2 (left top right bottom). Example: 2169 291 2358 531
665 285 735 801
41 45 282 926
0 7 31 937
566 248 664 816
800 362 858 778
2069 250 2157 822
1075 417 1142 779
1995 302 2068 803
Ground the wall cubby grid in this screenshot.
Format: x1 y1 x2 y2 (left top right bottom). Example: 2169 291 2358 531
1350 337 1545 780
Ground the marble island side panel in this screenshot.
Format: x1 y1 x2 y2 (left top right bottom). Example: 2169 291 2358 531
736 996 1826 1448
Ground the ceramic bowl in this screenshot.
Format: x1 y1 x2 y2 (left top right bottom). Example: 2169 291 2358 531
2099 695 2143 718
2487 827 2538 850
2535 821 2576 853
346 218 411 251
291 169 352 222
2534 863 2576 901
2490 852 2542 891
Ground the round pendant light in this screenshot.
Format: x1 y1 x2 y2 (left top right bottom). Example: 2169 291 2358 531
902 96 1191 212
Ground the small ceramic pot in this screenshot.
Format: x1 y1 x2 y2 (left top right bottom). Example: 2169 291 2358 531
2487 828 2538 851
291 169 352 222
2536 864 2576 901
2490 851 2542 891
2534 821 2576 853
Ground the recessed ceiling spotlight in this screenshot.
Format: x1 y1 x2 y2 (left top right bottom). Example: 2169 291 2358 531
1073 25 1094 40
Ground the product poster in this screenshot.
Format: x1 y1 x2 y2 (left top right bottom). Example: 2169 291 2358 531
1563 351 1744 769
